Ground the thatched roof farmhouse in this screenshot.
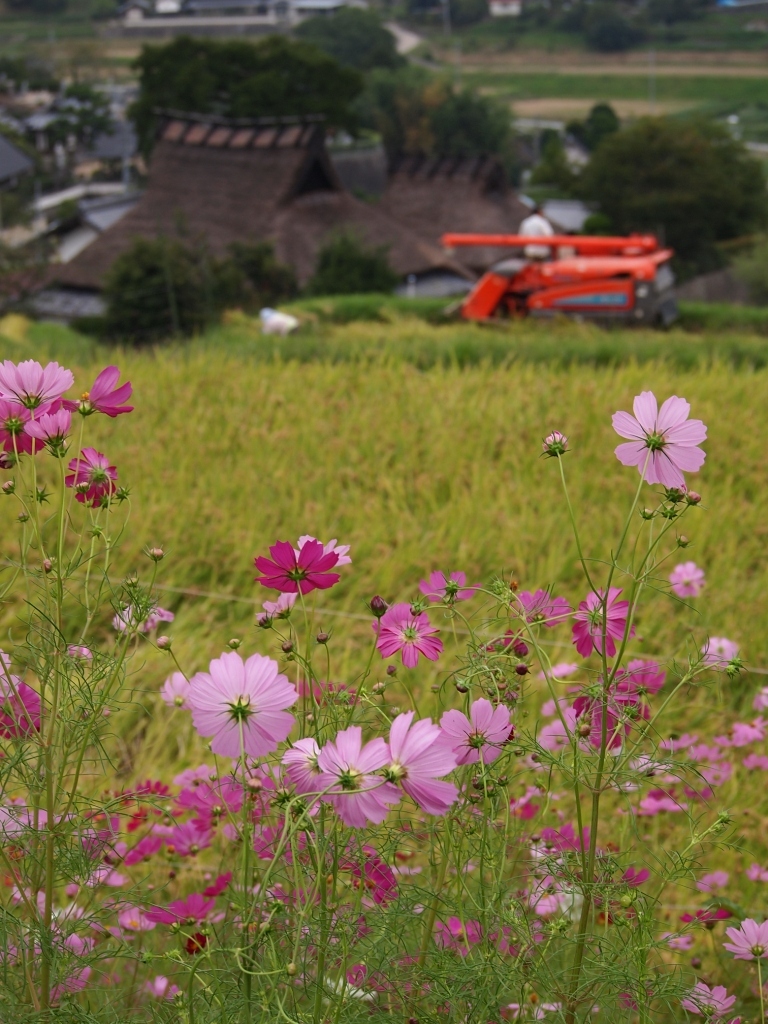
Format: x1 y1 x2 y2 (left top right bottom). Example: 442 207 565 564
53 113 470 291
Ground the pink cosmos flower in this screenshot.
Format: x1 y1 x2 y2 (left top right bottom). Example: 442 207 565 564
203 873 232 897
753 687 768 712
572 587 633 658
637 789 687 815
747 864 768 883
510 786 542 819
124 835 164 865
696 871 729 893
542 430 568 457
723 919 768 960
0 360 74 410
78 366 133 417
187 651 297 759
51 967 91 1004
118 907 156 932
681 983 737 1019
515 589 572 627
0 678 41 739
144 893 216 926
65 447 117 505
573 691 629 751
384 711 458 815
614 659 666 698
161 672 190 708
612 391 706 489
24 409 71 448
419 571 477 603
282 737 322 795
669 562 705 599
341 847 398 905
375 602 443 668
113 604 174 634
256 592 296 625
145 976 180 1000
168 820 212 857
296 535 351 566
0 399 32 455
702 637 739 669
662 933 694 951
538 662 579 681
680 908 732 925
434 916 483 956
254 539 340 594
623 866 650 887
176 778 243 824
440 698 512 765
67 645 92 660
316 726 400 828
743 754 768 771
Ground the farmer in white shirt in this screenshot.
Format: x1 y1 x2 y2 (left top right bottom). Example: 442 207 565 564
519 205 554 260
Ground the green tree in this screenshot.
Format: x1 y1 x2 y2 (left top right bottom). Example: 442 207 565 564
566 102 619 152
734 239 768 305
578 117 768 275
295 9 403 72
530 131 576 192
449 0 487 27
130 36 363 155
50 84 112 146
357 67 512 163
585 4 644 51
221 241 298 308
307 233 399 295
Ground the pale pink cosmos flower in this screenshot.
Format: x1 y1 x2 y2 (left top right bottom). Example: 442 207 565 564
612 391 706 489
51 966 91 1004
282 737 322 795
77 366 133 417
681 983 736 1019
161 672 190 708
296 535 351 566
696 871 729 893
753 687 768 712
145 976 180 1000
0 360 74 410
384 711 458 815
637 790 687 815
747 864 768 883
118 906 156 932
669 561 705 599
542 430 568 457
375 602 443 668
113 604 174 634
702 637 739 669
187 651 297 759
723 919 768 960
538 662 579 682
67 645 92 660
743 754 768 771
662 932 694 951
256 592 297 625
419 571 477 603
316 726 400 828
24 408 71 449
572 588 633 658
515 589 572 628
440 698 512 765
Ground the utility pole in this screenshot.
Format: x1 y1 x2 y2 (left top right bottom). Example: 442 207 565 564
648 47 656 115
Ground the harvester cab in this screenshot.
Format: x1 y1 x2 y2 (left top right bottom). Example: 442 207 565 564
440 233 678 327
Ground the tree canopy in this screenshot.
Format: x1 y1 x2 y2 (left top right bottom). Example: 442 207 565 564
130 36 363 154
578 117 767 274
294 9 403 72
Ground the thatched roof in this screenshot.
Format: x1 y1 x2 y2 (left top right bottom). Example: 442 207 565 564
53 113 468 290
379 154 532 271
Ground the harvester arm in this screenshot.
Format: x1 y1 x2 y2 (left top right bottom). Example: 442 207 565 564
441 233 660 257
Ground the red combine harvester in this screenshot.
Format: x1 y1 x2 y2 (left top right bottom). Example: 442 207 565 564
440 232 678 327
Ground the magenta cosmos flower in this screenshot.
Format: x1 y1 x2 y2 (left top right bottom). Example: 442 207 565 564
0 360 74 410
0 677 41 739
75 366 133 417
254 539 340 595
434 917 483 956
144 893 215 926
681 983 736 1019
440 698 512 765
612 391 706 489
65 447 117 505
187 651 297 758
0 400 32 455
723 918 768 960
419 571 477 603
316 726 400 828
515 589 571 628
669 561 705 599
375 602 443 668
384 711 458 815
572 588 633 658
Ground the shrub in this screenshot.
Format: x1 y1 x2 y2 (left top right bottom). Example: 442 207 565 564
307 233 399 295
585 4 644 51
294 8 404 71
566 102 620 152
734 238 768 305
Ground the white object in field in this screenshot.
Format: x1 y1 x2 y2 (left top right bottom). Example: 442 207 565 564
490 0 521 15
519 212 555 260
259 308 299 336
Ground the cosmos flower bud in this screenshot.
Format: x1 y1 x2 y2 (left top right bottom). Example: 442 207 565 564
386 665 397 676
157 635 172 650
515 663 529 676
227 638 242 650
369 595 388 618
316 632 329 644
147 546 165 562
686 491 702 505
542 431 568 457
677 536 689 548
512 638 528 657
42 559 52 574
2 480 14 494
281 640 294 655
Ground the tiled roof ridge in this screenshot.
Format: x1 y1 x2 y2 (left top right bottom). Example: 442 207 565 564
156 110 326 150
